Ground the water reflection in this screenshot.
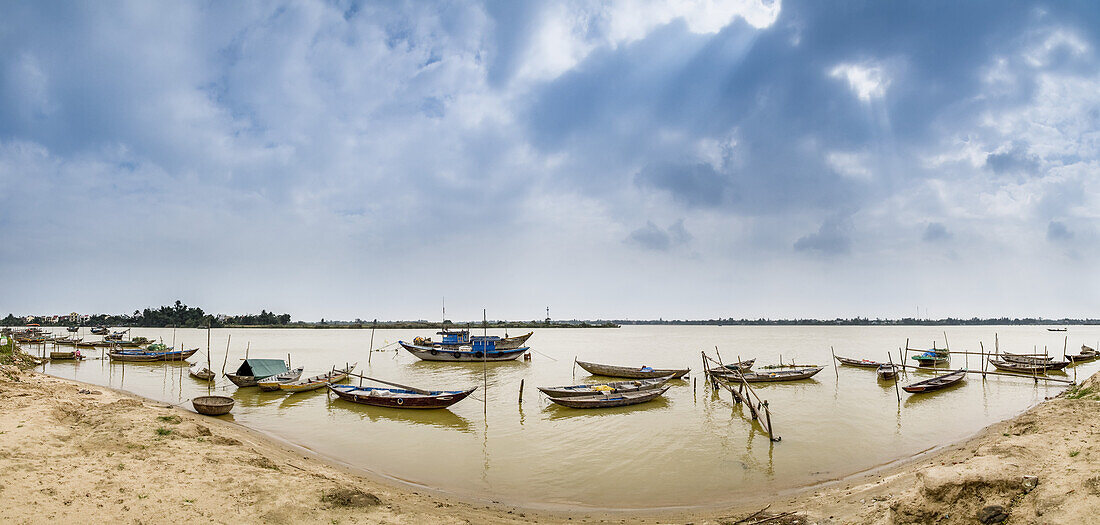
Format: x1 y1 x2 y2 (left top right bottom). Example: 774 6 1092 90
325 396 476 433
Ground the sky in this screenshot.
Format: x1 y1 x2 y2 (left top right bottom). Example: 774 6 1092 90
2 0 1100 321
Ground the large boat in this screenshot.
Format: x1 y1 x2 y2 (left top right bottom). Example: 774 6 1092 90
575 360 690 379
108 344 199 362
327 383 476 409
400 338 528 362
412 329 533 351
988 358 1069 373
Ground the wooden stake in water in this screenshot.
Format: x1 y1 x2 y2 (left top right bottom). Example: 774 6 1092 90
887 353 900 403
368 319 377 365
220 333 230 377
831 346 838 380
518 379 524 404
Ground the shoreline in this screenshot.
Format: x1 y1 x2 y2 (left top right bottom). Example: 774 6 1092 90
2 361 1098 524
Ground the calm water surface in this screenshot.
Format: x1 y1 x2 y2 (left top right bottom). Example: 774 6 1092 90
37 325 1099 509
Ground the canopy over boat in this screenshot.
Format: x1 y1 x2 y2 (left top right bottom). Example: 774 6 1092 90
233 359 289 379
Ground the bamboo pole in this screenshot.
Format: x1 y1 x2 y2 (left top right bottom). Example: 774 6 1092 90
368 319 376 365
346 372 431 394
831 346 838 380
893 363 1073 383
220 334 230 377
887 354 901 403
980 342 986 377
518 379 524 404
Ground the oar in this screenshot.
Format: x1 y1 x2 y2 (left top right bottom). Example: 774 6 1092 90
346 373 433 395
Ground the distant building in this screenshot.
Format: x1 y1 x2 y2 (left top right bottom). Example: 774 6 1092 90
24 315 34 323
68 312 79 323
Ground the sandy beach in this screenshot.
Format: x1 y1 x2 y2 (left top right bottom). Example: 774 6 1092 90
1 355 1098 524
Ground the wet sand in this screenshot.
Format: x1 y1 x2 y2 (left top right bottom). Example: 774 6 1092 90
1 360 1098 524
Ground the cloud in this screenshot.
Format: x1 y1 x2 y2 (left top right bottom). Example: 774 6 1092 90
626 219 694 251
830 62 890 102
923 222 952 242
1047 220 1073 241
634 162 726 207
794 216 851 255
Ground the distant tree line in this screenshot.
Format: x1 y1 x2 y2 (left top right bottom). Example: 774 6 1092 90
3 300 292 328
614 317 1100 326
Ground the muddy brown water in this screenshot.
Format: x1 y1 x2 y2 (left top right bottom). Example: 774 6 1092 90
36 325 1098 509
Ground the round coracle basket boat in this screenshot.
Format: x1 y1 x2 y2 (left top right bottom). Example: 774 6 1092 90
192 395 235 416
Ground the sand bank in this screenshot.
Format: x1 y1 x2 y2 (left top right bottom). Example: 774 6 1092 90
1 360 1097 524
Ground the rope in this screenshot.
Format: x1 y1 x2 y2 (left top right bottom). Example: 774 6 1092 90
529 348 558 361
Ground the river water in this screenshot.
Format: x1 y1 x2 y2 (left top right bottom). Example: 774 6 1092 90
35 325 1098 510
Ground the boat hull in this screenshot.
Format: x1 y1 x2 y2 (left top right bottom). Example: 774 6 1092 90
108 348 199 362
538 377 670 398
400 342 528 362
547 385 670 408
257 367 306 391
328 384 476 409
711 366 824 383
902 369 966 393
575 360 689 379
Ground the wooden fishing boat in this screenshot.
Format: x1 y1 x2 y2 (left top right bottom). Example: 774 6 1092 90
278 363 356 393
67 326 79 333
226 358 291 387
711 366 824 383
877 363 899 380
189 362 215 380
400 340 528 362
53 337 82 346
1047 327 1067 332
1065 345 1100 364
989 359 1069 373
834 355 884 368
575 360 689 379
256 367 306 391
722 359 756 371
902 369 966 393
108 347 199 362
911 349 949 367
412 330 534 351
538 377 672 398
75 340 98 348
1000 352 1054 365
90 326 109 335
192 395 234 416
327 383 476 409
50 349 83 360
546 385 671 409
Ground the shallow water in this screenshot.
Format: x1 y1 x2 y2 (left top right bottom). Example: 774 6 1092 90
36 325 1099 509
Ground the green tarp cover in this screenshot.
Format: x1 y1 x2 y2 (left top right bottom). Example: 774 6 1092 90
237 358 288 379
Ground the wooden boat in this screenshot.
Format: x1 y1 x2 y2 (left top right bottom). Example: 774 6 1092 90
575 360 689 379
50 349 83 360
53 337 82 346
546 385 671 409
108 347 199 362
67 326 79 333
278 363 356 393
1065 345 1100 364
226 358 291 387
911 349 949 366
192 395 234 415
327 383 476 409
1047 327 1067 332
400 340 528 362
189 362 215 380
902 369 966 393
989 359 1069 373
834 355 884 368
711 366 824 383
877 363 899 380
538 377 672 398
722 359 756 371
1000 352 1053 365
75 340 98 348
413 330 533 351
90 326 109 335
256 367 306 391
